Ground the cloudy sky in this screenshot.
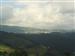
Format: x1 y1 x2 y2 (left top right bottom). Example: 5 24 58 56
0 0 75 31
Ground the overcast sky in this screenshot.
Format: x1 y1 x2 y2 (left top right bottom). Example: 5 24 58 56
0 0 75 31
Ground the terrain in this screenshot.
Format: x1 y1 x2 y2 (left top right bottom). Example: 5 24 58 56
0 25 75 56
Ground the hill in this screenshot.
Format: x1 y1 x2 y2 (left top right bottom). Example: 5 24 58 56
0 31 75 52
0 25 49 33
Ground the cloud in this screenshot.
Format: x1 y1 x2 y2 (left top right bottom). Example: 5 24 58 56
0 6 13 24
0 1 75 31
16 0 73 1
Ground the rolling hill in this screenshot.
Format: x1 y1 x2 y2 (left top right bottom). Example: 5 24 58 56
0 25 49 33
0 31 75 52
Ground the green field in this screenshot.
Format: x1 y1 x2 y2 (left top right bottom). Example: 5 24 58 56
0 44 47 56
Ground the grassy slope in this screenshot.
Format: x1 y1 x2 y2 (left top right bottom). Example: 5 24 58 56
0 44 14 53
0 44 46 56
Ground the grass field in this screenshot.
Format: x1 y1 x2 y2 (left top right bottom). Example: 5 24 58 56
0 44 75 56
0 44 47 56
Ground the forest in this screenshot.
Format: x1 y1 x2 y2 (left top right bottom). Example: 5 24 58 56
0 31 75 56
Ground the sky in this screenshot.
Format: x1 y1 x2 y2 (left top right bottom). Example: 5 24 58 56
0 0 75 31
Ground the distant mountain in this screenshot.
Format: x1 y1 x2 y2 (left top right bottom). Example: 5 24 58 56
0 25 49 33
0 25 74 33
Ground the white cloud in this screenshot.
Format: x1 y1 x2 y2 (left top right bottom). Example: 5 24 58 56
16 0 73 1
1 1 75 31
6 2 60 28
0 6 13 24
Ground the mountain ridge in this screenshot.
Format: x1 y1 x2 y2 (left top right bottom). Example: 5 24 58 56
0 25 74 33
0 25 49 33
